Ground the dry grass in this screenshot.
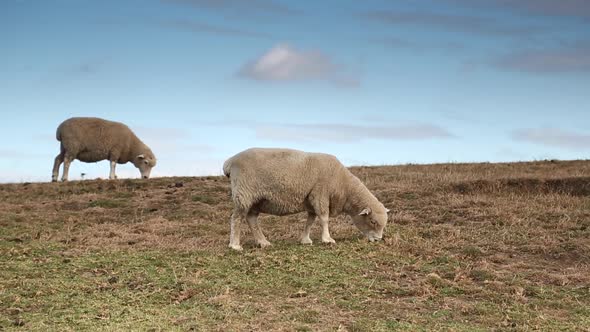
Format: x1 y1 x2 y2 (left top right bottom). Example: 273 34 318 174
1 160 589 331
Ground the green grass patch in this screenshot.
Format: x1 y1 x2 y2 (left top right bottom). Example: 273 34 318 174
191 195 216 205
460 245 484 258
469 269 495 282
88 199 127 209
0 242 388 331
113 191 134 199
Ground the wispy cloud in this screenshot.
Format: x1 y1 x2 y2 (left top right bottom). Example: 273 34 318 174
363 10 539 37
512 128 590 150
0 172 49 184
161 19 271 39
237 44 360 87
0 149 51 160
495 147 527 160
162 0 298 16
66 59 107 76
32 133 56 142
148 158 225 178
255 123 455 143
445 0 590 21
185 144 216 153
493 42 590 73
375 37 464 53
134 126 191 142
133 127 216 157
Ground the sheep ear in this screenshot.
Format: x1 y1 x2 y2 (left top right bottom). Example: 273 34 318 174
137 154 145 159
359 208 371 216
385 208 391 214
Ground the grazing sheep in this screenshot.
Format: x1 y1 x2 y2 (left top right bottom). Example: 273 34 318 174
223 148 390 251
52 117 157 182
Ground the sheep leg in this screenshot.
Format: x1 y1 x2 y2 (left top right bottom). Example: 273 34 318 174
109 160 117 180
229 208 245 251
319 214 336 244
52 153 64 182
61 156 73 182
309 192 334 244
301 213 315 245
246 211 271 248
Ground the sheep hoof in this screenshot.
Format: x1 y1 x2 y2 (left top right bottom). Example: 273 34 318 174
322 237 336 244
300 237 313 245
257 240 272 248
229 244 243 251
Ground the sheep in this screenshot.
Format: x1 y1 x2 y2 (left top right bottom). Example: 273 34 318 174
52 117 157 182
223 148 390 251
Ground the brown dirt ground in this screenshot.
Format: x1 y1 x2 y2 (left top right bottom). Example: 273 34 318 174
1 160 589 331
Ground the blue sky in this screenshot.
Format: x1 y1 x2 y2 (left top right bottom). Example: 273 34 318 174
1 0 589 182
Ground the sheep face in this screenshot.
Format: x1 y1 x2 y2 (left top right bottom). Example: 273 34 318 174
133 154 156 179
351 207 389 242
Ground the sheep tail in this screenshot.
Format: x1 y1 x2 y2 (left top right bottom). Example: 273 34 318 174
222 157 233 178
56 124 62 141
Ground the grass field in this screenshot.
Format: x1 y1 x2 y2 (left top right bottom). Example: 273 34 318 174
1 160 590 331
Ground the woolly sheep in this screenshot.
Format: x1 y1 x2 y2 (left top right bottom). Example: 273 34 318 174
52 117 157 182
223 148 390 251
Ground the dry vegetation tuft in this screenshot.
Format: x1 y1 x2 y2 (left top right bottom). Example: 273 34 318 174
1 160 589 331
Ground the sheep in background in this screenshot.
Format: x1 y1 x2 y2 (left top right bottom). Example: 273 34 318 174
52 117 157 182
223 148 390 251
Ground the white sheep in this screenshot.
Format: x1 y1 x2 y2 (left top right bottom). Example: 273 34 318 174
223 148 390 251
52 117 157 182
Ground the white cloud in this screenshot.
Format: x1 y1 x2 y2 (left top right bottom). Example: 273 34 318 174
237 44 359 86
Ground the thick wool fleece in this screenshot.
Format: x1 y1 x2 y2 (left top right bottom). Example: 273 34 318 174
224 148 386 218
223 148 389 250
56 117 155 164
52 117 156 181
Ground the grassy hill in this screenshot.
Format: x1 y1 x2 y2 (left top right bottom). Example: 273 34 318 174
1 160 589 331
